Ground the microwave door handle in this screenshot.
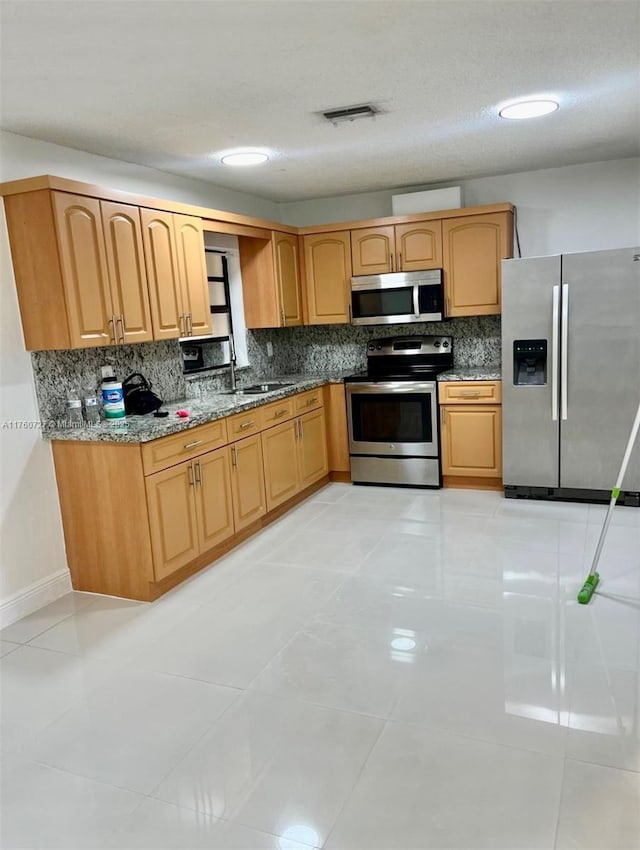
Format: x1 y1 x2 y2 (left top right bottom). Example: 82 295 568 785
412 286 420 318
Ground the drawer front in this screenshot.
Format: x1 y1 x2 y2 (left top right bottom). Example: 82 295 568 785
142 418 228 475
294 388 324 414
261 397 295 427
439 381 502 405
227 408 262 440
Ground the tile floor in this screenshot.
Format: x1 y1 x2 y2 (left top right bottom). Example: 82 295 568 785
1 484 639 849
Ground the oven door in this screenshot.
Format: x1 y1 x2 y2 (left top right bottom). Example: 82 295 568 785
346 381 439 457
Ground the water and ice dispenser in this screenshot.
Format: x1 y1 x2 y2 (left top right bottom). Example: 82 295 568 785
513 340 547 386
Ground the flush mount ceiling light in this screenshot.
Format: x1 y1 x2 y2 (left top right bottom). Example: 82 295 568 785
499 98 559 120
220 150 269 166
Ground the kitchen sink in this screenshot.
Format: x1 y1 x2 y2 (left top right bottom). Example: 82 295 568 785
220 381 294 396
241 382 294 394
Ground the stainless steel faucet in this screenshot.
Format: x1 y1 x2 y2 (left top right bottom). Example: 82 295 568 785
228 332 238 392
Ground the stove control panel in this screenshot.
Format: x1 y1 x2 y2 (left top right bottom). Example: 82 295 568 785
367 336 453 357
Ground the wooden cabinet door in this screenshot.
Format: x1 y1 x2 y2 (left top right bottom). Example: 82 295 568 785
174 214 212 337
145 461 199 581
441 405 502 477
230 434 266 530
262 420 299 511
140 208 184 339
297 409 329 489
303 232 351 324
273 232 303 326
442 212 512 317
101 201 153 344
351 226 396 276
193 446 235 552
395 221 443 271
52 192 114 348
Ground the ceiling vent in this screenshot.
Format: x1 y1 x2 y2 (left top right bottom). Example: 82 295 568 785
321 104 379 125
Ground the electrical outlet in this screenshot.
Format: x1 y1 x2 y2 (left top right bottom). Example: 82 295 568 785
266 342 273 357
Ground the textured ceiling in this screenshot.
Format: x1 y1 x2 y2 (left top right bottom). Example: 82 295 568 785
1 0 639 202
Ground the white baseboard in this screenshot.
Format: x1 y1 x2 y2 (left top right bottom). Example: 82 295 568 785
0 569 72 629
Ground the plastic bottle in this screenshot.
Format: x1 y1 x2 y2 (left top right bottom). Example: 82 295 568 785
100 366 126 420
65 397 84 427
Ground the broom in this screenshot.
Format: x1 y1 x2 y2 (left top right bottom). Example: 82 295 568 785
577 398 640 604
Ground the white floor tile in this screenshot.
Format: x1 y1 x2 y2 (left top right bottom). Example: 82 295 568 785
0 756 143 849
0 591 95 644
27 592 194 661
133 564 343 688
24 667 239 794
3 487 638 848
555 759 640 850
1 645 120 753
154 690 382 846
250 619 419 718
0 639 19 657
104 797 318 849
325 721 564 849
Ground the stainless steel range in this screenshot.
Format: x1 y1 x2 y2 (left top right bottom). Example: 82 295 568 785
345 335 453 488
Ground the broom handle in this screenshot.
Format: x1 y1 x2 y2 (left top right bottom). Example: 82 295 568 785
588 400 640 577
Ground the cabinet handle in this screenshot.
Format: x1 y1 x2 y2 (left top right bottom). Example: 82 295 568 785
194 459 202 485
116 315 125 344
390 253 394 272
187 313 193 336
274 409 288 418
188 463 195 486
306 397 318 406
348 303 352 323
231 446 237 467
178 314 185 337
294 419 300 439
184 439 203 449
299 419 304 439
445 296 450 317
108 316 117 344
239 421 254 430
441 408 446 428
398 252 402 270
459 391 481 398
281 307 286 327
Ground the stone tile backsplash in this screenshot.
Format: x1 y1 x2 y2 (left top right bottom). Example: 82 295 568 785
31 316 500 421
247 315 501 377
31 340 187 423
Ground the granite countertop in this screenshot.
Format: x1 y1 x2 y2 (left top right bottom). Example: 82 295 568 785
437 367 502 382
41 373 349 444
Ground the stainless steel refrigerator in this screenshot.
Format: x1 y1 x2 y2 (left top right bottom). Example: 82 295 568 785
501 247 640 505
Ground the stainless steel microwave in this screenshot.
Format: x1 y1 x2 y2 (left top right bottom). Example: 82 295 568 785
350 269 445 325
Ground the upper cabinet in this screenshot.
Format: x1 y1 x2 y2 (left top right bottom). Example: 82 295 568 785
142 210 211 339
3 185 211 350
351 226 395 275
302 231 352 324
350 221 443 276
273 232 303 326
394 221 442 271
52 192 115 348
442 211 513 317
101 201 153 345
238 231 303 329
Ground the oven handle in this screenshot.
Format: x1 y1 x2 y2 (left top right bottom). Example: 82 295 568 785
346 381 437 394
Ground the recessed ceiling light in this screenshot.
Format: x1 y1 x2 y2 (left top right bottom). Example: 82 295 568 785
220 150 269 166
499 99 559 120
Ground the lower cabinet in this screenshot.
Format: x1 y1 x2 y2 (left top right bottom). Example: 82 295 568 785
262 420 299 510
261 409 329 511
298 408 329 488
230 434 267 530
146 445 235 582
440 404 502 478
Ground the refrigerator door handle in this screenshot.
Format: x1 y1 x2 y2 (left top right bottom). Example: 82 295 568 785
561 283 569 420
551 285 560 422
